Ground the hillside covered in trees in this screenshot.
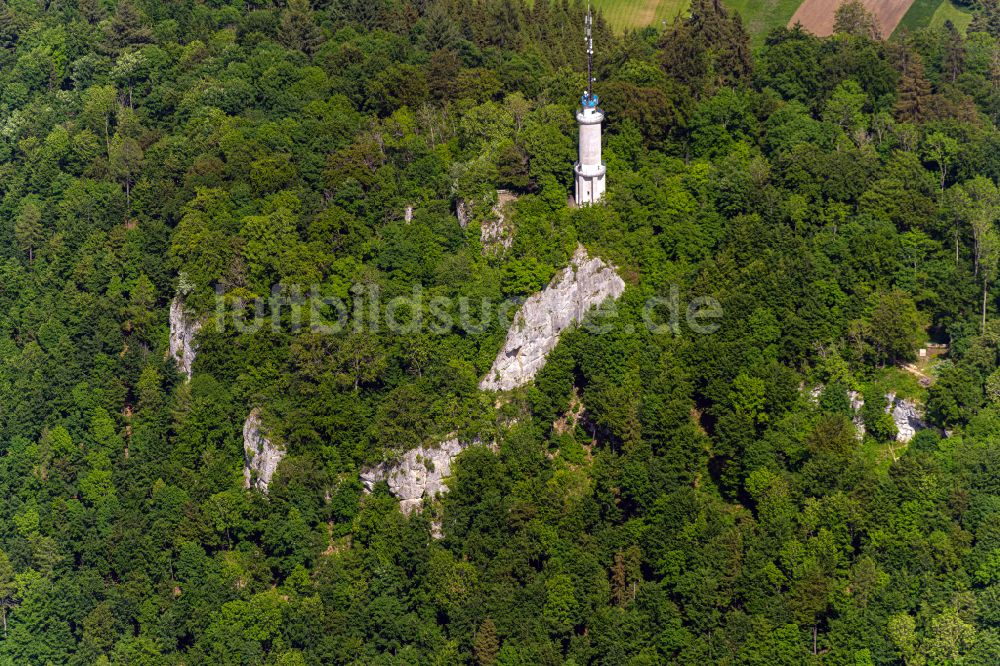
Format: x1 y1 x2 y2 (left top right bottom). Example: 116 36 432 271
2 0 1000 663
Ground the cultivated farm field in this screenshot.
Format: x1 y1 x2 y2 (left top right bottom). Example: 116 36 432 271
592 0 966 38
593 0 799 34
789 0 916 37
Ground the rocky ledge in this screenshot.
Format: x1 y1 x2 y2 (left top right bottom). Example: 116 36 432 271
480 245 625 391
813 386 926 443
885 392 925 443
168 294 202 381
243 409 286 493
360 438 472 515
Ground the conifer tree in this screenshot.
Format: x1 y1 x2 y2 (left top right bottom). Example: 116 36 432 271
422 1 460 51
279 0 324 54
893 45 933 122
611 550 628 607
15 198 43 263
970 0 1000 38
77 0 103 23
102 0 152 53
659 0 751 96
474 618 499 666
0 550 16 637
0 1 17 52
942 21 965 84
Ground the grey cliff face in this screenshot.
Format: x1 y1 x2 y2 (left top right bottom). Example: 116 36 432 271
814 386 926 443
480 190 517 255
359 438 468 515
455 190 517 254
243 409 286 493
885 392 925 443
848 389 866 438
456 198 471 229
168 295 202 381
480 245 625 391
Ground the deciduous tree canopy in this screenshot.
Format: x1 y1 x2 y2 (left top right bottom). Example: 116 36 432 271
0 0 994 663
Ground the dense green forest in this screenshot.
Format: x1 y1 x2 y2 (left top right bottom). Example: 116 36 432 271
4 0 1000 662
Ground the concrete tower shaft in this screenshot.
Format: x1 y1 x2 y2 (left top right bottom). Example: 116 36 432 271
577 107 604 172
574 106 605 205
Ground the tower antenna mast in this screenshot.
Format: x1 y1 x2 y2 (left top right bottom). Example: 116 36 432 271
585 5 593 99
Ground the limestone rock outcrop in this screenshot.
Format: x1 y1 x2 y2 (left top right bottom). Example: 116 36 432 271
830 388 925 443
456 198 472 229
480 245 625 391
481 190 517 255
243 409 286 493
360 438 469 514
168 295 202 380
456 190 518 254
809 386 926 443
848 389 866 437
885 392 925 443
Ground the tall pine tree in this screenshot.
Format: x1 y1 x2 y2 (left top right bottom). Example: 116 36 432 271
893 45 933 122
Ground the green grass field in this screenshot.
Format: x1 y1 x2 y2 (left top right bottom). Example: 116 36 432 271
594 0 815 43
592 0 689 31
897 0 945 33
725 0 803 42
929 0 973 32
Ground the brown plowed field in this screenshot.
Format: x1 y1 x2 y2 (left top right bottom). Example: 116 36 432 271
788 0 916 37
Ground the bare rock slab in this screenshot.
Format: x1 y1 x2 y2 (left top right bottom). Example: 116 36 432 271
360 438 467 515
243 408 286 493
481 190 517 255
480 245 625 391
885 392 925 443
168 295 202 380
